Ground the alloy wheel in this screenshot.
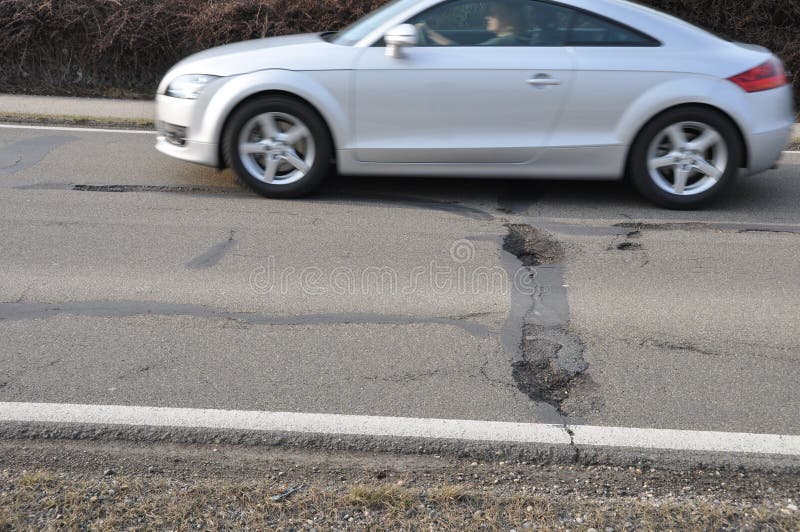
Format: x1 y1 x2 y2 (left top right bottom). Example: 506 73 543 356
646 121 728 196
237 112 316 185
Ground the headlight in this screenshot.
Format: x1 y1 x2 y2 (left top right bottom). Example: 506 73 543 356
165 74 219 99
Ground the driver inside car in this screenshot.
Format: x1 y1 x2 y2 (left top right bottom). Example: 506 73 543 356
415 0 527 46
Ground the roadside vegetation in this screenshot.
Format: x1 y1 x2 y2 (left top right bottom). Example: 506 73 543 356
0 112 154 130
1 441 798 530
2 465 799 530
0 0 798 105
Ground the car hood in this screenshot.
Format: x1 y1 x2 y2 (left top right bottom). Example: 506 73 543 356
159 33 351 91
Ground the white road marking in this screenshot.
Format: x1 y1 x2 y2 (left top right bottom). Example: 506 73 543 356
0 124 156 135
1 402 798 456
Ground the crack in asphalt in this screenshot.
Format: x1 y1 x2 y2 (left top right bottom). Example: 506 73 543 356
318 193 495 221
71 184 242 195
364 369 443 384
641 338 724 358
12 183 497 221
0 301 491 337
186 230 237 269
604 222 649 266
611 336 799 363
478 351 519 392
615 221 800 235
0 155 22 170
737 228 800 235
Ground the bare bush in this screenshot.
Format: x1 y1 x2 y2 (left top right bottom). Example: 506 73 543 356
0 0 797 101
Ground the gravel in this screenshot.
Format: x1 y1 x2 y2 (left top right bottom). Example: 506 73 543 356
0 439 798 530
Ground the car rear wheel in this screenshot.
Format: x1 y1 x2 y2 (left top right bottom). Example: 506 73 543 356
223 95 332 198
629 107 741 209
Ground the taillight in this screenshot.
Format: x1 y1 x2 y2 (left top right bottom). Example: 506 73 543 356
728 58 789 93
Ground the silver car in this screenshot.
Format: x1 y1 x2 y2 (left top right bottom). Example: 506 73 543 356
155 0 794 209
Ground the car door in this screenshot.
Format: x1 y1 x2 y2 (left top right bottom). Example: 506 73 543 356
544 7 668 151
352 0 575 165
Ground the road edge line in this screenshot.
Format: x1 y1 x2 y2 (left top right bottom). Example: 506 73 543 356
1 401 798 457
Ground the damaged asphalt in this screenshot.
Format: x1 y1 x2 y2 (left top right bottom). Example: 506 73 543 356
0 125 799 467
500 225 591 423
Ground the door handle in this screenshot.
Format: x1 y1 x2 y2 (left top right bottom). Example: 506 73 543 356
526 75 561 86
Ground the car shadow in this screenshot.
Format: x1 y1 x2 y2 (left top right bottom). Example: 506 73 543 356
316 173 640 215
303 167 800 224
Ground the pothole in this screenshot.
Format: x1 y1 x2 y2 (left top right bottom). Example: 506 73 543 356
503 223 564 266
513 326 588 412
502 224 592 416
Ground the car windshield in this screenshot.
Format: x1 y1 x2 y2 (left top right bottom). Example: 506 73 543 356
332 0 422 46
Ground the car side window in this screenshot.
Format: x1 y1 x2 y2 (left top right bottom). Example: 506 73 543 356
566 10 659 47
526 1 659 47
526 2 573 46
414 0 491 31
404 0 658 48
408 0 528 47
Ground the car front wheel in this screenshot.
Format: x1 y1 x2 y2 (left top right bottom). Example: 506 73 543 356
629 107 742 209
223 95 332 198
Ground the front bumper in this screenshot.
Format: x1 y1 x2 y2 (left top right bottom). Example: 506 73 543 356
155 93 220 167
155 136 219 167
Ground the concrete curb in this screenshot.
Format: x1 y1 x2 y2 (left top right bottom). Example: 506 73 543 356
0 94 153 121
2 421 799 472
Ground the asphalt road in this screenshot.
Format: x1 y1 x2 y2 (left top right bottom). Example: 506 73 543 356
0 125 798 437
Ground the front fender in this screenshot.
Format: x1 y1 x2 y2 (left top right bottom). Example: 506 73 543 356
194 69 350 153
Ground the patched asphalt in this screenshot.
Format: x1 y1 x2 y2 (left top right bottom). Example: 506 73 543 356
0 126 798 457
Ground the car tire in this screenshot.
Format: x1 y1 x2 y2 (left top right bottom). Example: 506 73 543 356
222 95 332 198
628 106 742 210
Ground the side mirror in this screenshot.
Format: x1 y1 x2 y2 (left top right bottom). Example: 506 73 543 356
385 24 418 58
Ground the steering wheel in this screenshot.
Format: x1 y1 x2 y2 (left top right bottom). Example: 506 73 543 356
415 23 431 46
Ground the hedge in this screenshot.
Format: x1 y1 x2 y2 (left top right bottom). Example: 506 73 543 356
0 0 797 103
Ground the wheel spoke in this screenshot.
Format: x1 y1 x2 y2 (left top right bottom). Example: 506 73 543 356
257 114 280 139
693 158 722 180
238 109 316 187
241 142 266 155
263 155 279 183
673 167 690 194
649 154 677 171
281 150 310 174
283 124 310 145
687 129 721 152
665 125 687 148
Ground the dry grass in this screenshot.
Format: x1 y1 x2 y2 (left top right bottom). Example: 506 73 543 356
428 484 472 504
0 467 797 530
346 484 416 511
0 112 154 130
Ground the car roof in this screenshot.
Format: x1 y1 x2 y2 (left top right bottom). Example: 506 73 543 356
355 0 723 49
